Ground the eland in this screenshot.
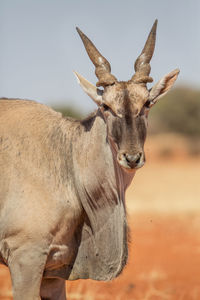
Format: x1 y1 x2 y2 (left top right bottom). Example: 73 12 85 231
0 20 179 299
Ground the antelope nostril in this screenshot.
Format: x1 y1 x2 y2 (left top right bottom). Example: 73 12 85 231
125 152 142 164
135 153 142 164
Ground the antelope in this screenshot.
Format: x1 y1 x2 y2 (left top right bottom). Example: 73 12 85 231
0 20 179 299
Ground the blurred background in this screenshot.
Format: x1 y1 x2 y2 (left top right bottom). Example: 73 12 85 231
0 0 199 148
0 0 200 299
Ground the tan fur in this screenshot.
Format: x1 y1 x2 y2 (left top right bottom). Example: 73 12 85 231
0 21 179 300
0 98 134 299
103 81 149 116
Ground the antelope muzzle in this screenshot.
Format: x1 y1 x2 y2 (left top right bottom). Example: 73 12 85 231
117 151 145 170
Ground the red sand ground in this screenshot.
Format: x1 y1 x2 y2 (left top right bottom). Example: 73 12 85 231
66 215 200 300
0 153 200 299
1 215 199 300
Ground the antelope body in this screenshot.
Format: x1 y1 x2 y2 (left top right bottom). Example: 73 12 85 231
0 20 179 299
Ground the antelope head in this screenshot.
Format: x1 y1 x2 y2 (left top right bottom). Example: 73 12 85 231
75 20 179 171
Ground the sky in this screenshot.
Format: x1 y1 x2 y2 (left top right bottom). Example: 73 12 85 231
0 0 199 114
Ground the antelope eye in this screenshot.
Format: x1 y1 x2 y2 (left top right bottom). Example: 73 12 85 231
101 103 119 117
144 100 151 108
102 103 110 111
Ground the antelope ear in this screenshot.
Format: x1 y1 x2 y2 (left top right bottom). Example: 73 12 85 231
149 69 180 104
74 71 103 106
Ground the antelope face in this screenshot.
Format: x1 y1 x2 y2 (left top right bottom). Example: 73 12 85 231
75 21 179 171
100 81 149 170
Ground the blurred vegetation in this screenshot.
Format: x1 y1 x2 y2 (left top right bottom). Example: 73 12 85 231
54 87 200 138
53 87 200 156
149 87 200 137
53 106 83 120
